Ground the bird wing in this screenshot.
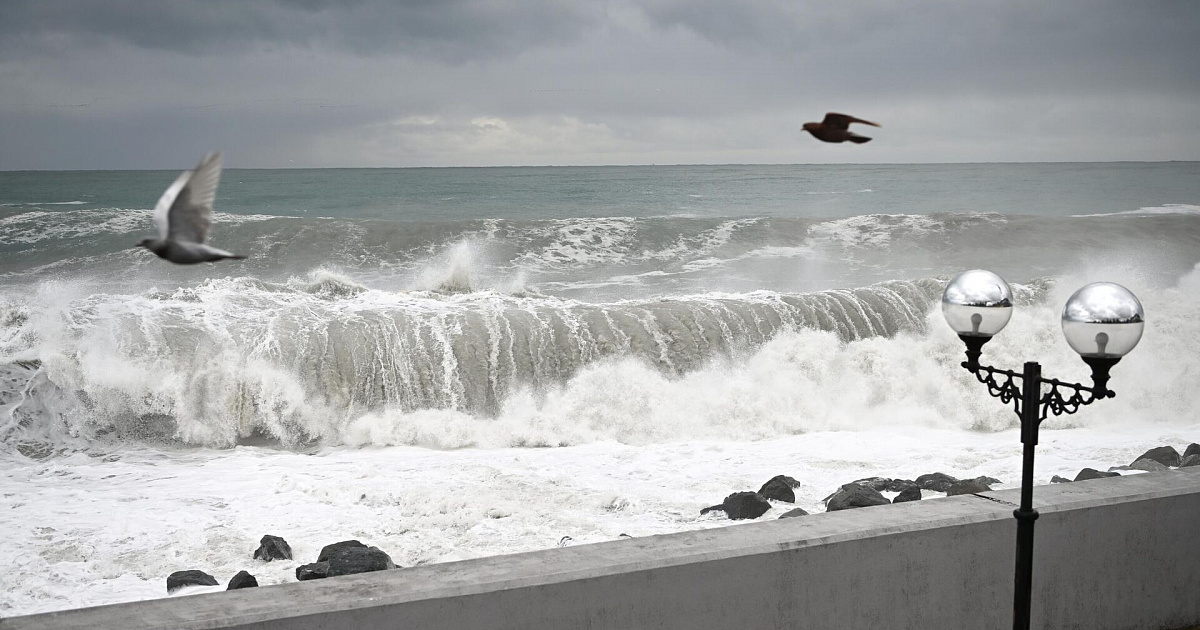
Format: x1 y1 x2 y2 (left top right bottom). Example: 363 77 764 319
152 170 191 240
821 113 881 130
166 152 222 244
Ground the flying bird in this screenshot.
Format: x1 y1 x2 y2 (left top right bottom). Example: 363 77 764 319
137 152 245 264
802 113 881 144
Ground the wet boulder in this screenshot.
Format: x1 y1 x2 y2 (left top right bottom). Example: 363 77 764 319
778 507 810 519
317 540 368 562
886 479 920 493
1184 443 1200 459
1051 475 1072 484
758 475 799 503
892 487 922 503
1111 458 1168 473
1075 468 1120 481
167 570 218 593
227 570 258 590
915 473 959 493
1180 454 1200 468
826 485 889 511
700 492 772 520
1134 446 1181 468
326 546 396 577
253 535 293 561
849 477 892 492
296 562 328 581
946 478 994 496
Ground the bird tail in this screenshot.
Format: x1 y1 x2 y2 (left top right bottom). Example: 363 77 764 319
848 134 872 144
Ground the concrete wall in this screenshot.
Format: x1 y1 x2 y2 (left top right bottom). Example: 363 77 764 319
8 468 1200 630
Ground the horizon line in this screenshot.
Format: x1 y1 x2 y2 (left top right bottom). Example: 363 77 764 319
1 159 1197 173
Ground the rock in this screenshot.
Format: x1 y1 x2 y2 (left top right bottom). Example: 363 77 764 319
1184 443 1200 459
826 485 890 511
317 540 368 563
778 507 809 519
253 534 293 561
296 562 328 581
915 472 959 493
700 491 772 520
885 479 919 493
326 546 396 577
849 477 892 492
1134 446 1181 468
166 570 218 593
1075 468 1120 481
1180 454 1200 467
892 487 922 503
974 476 1002 486
227 571 258 590
1051 475 1072 484
946 478 993 496
1123 456 1171 470
758 476 798 503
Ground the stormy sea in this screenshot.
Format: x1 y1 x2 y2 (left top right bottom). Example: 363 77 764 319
2 162 1199 614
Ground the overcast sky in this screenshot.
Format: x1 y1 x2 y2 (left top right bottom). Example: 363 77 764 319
2 0 1198 169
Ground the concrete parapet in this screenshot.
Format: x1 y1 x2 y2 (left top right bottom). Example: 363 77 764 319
7 468 1200 630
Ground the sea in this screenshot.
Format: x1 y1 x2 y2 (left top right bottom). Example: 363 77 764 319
2 162 1199 615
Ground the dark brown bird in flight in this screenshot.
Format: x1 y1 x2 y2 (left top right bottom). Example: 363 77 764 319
802 113 881 144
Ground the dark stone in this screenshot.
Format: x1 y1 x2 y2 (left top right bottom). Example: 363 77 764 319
1075 468 1120 481
758 476 797 503
915 472 959 493
892 487 922 503
849 477 892 492
778 507 809 519
1184 443 1200 459
1051 475 1072 484
1180 454 1200 468
253 534 293 562
826 485 890 511
885 479 919 493
973 476 1002 486
166 570 218 593
227 570 258 590
317 540 368 563
296 562 329 581
1134 446 1181 468
326 546 396 577
1109 458 1168 473
946 478 993 496
700 491 772 520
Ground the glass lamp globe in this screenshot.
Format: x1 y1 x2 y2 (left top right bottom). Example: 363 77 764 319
942 270 1014 337
1061 282 1144 358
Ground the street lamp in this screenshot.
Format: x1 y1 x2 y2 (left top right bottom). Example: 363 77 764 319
941 271 1144 630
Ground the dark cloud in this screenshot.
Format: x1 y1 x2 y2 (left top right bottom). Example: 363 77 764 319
0 0 602 62
1 0 1198 168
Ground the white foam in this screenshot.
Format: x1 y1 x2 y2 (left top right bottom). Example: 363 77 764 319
0 209 285 245
1071 204 1200 218
1 422 1195 616
2 274 1199 614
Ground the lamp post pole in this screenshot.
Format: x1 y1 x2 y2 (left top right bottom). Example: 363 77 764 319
944 272 1144 630
1013 361 1040 630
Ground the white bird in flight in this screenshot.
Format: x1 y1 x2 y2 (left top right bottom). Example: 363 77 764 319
137 152 245 264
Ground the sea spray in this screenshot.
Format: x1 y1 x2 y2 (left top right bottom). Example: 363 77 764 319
2 278 948 448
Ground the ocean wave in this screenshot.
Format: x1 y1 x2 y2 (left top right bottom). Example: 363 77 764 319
1 276 960 449
0 208 286 246
1072 204 1200 218
5 270 1197 453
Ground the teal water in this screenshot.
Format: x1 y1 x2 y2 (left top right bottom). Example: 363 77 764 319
0 162 1198 449
3 162 1199 221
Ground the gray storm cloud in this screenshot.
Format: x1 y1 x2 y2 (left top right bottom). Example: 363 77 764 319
1 0 1197 169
